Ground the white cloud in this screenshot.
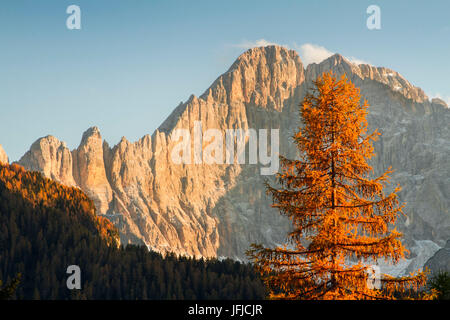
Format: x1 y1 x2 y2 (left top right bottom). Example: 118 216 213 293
431 93 450 107
295 43 334 66
346 56 370 65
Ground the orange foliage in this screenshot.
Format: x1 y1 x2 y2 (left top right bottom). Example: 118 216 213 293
248 72 429 300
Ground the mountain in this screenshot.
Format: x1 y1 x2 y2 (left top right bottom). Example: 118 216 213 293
16 46 450 275
0 162 264 299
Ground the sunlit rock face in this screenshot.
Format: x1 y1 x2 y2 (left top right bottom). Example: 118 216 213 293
17 46 450 274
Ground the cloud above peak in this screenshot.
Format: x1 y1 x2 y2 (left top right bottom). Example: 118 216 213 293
295 43 334 66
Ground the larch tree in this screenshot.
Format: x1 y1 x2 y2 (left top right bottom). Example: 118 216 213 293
248 72 428 300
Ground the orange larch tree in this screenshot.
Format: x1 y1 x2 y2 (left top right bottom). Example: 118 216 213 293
248 72 428 300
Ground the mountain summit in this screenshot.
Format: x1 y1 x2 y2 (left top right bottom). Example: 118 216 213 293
0 145 8 164
17 46 450 275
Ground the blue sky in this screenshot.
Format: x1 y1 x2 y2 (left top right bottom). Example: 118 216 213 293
1 0 449 161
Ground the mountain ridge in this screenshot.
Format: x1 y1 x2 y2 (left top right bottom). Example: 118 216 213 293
15 45 450 275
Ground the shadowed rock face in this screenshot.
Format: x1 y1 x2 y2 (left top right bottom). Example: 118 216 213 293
72 126 112 215
425 240 450 274
17 46 450 274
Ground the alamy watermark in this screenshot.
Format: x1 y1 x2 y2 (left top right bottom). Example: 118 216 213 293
66 5 81 30
170 121 279 175
366 265 381 289
366 5 381 30
66 265 81 290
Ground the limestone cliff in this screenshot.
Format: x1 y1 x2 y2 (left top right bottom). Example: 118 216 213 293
424 240 450 274
0 145 8 164
17 46 450 275
17 135 75 186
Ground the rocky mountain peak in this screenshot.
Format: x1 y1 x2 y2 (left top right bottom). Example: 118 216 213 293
0 144 8 164
17 135 76 186
324 53 353 65
73 126 112 214
305 53 428 104
432 97 448 107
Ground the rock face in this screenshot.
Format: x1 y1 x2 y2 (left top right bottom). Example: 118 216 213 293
72 127 112 215
17 46 450 274
17 135 75 186
0 145 8 164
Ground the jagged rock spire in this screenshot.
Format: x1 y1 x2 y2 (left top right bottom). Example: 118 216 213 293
0 144 8 164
